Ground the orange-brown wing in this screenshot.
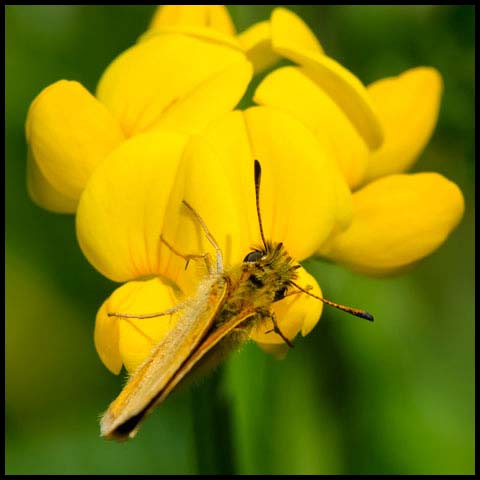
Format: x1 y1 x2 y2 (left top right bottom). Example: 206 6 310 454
158 309 258 403
121 309 258 440
100 277 227 441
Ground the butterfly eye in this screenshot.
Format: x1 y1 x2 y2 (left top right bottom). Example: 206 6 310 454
274 287 287 301
243 250 264 263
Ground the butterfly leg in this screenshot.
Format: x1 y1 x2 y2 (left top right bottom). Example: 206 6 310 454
107 303 186 319
106 301 194 351
106 303 187 344
264 311 294 348
160 235 213 274
182 200 223 274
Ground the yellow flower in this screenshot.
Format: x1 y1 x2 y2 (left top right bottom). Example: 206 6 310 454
26 17 253 213
77 106 350 373
27 5 465 377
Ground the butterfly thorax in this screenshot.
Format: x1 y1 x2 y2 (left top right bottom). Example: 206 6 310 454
214 241 299 329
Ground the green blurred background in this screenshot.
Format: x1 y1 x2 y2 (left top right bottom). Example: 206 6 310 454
5 5 474 475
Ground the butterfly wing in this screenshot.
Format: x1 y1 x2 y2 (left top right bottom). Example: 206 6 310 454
115 309 258 440
157 309 258 404
100 277 228 440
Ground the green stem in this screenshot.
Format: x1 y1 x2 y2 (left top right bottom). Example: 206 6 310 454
191 365 236 475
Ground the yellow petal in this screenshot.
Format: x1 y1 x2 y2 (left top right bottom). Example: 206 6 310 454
97 34 251 137
237 20 280 74
139 25 242 51
329 175 353 237
250 266 323 345
255 66 370 189
162 107 344 272
283 52 384 152
149 5 236 36
153 59 252 135
245 105 353 238
76 130 189 283
160 118 253 278
26 148 77 213
270 7 324 55
95 294 121 375
270 10 383 151
244 107 347 261
364 67 443 182
238 7 323 76
318 173 465 276
95 278 181 374
26 80 124 206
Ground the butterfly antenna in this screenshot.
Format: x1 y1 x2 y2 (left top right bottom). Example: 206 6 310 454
290 281 374 322
254 160 268 251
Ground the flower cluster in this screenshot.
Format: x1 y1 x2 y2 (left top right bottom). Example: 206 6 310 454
26 6 464 374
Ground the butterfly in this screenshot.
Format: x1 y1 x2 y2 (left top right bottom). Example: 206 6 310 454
100 160 373 441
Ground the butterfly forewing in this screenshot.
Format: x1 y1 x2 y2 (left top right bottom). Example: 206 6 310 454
158 310 258 403
101 276 228 440
121 308 258 439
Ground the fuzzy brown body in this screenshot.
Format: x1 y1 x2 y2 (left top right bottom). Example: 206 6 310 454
100 240 299 441
217 240 299 329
